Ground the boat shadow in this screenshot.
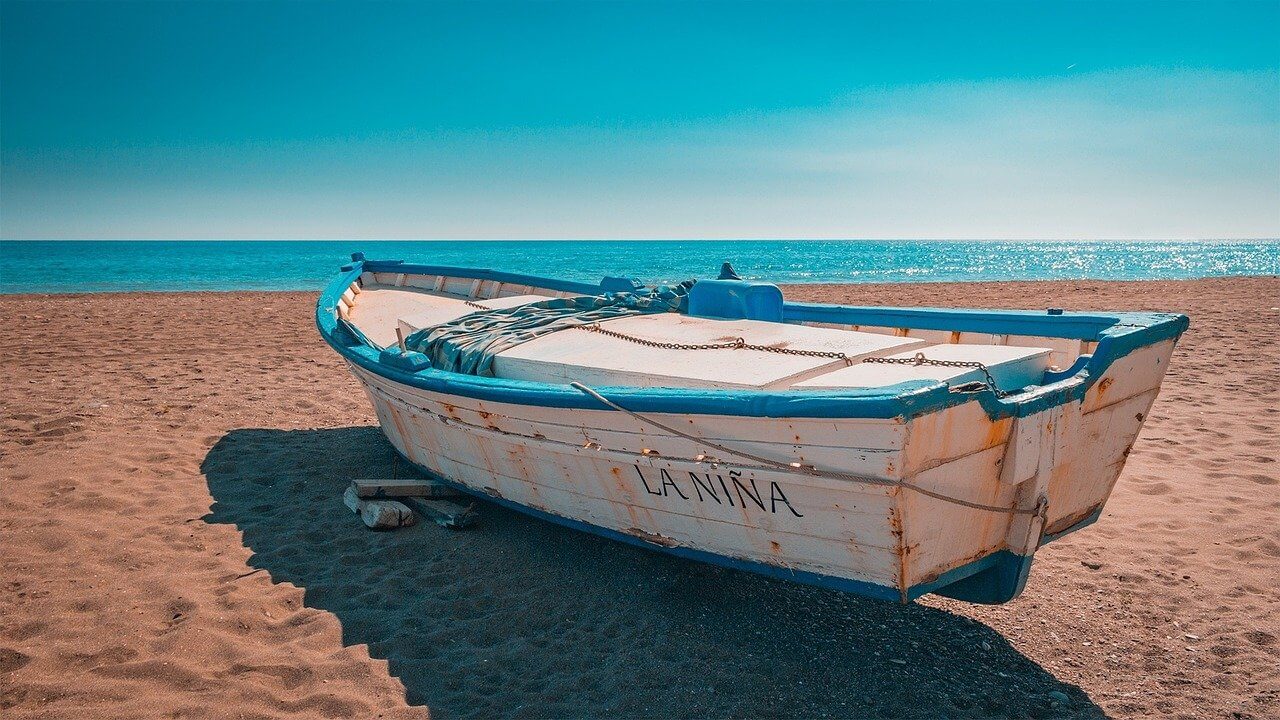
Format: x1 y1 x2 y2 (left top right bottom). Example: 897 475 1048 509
202 427 1105 719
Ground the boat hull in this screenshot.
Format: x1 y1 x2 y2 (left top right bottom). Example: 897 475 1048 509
346 335 1174 603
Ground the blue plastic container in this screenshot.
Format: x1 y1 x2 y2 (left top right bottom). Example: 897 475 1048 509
686 263 784 322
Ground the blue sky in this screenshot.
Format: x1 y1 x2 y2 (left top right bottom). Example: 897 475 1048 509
2 0 1277 239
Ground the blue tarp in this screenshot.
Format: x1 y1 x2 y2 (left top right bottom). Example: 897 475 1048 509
405 283 692 377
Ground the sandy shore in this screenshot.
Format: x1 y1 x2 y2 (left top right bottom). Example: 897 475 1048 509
2 277 1277 719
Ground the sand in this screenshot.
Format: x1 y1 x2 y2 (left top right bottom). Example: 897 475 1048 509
1 276 1277 719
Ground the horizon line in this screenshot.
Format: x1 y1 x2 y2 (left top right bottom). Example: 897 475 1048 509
3 237 1278 243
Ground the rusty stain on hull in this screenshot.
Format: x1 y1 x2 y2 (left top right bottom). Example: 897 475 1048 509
888 488 908 603
1096 376 1115 397
625 527 679 547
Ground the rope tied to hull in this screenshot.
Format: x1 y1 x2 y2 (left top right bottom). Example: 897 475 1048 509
568 381 1042 517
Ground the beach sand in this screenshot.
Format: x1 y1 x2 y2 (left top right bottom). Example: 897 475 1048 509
2 277 1277 719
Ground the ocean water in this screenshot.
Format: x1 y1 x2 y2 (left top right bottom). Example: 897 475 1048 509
1 240 1275 294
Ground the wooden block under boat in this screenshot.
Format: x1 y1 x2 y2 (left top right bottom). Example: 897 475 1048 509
342 486 418 529
350 478 463 499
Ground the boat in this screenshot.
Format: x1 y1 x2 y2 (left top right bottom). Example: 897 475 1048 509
316 253 1188 604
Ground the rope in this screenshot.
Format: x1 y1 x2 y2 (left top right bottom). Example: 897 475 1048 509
569 381 1039 517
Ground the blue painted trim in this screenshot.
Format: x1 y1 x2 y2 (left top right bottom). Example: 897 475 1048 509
379 348 431 372
317 259 1188 422
782 301 1125 340
926 550 1034 604
1041 353 1093 384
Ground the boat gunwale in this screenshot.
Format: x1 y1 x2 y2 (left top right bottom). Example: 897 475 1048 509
318 256 1189 422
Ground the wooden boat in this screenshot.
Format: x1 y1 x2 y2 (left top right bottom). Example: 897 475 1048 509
317 253 1187 604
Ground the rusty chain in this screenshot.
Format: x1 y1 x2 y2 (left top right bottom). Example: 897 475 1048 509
863 352 1009 397
574 323 1010 396
575 322 855 364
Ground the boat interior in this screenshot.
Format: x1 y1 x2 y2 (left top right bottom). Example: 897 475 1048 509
340 268 1096 394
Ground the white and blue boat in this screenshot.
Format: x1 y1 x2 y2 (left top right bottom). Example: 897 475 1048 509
317 253 1187 604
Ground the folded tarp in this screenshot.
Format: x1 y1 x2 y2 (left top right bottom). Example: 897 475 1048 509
405 283 692 377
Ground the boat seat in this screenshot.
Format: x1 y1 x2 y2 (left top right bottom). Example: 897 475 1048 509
395 294 551 334
793 343 1053 392
491 313 929 389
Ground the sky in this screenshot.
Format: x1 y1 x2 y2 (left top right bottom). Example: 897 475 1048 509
1 0 1277 240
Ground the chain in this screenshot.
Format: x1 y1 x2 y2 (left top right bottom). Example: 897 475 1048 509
576 323 1010 397
575 323 854 365
863 352 1009 397
463 299 491 310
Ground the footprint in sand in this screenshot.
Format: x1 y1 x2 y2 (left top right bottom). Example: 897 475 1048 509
161 598 197 632
0 647 31 673
222 662 313 690
60 645 139 670
1244 630 1276 647
1258 539 1280 558
89 658 208 692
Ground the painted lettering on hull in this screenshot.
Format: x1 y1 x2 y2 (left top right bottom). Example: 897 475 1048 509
633 465 803 517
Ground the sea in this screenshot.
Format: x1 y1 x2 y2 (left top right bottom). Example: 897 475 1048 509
1 239 1276 294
